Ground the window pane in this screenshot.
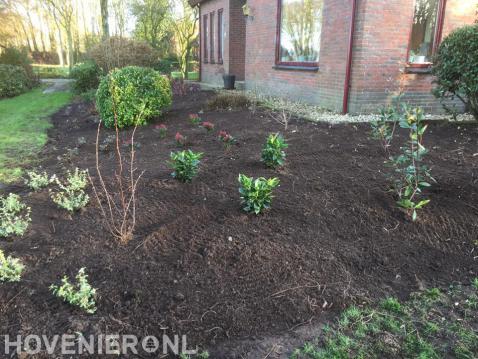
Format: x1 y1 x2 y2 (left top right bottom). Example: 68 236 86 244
279 0 323 63
409 0 440 64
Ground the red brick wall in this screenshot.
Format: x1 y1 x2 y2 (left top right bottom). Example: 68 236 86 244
229 0 246 80
348 0 478 114
244 0 351 111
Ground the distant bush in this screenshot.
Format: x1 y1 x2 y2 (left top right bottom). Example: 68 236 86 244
96 66 172 128
89 37 157 73
207 92 250 110
0 65 30 98
433 24 478 119
0 47 35 83
70 61 100 93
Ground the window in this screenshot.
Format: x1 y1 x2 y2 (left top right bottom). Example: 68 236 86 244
218 9 224 63
276 0 324 67
210 11 215 63
203 14 208 63
408 0 446 66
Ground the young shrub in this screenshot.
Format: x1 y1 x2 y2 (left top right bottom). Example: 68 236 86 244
0 249 24 282
201 121 215 132
432 24 478 119
24 170 51 191
370 106 399 156
154 124 167 138
70 61 100 94
50 168 89 212
0 193 31 238
169 150 203 182
175 132 187 146
218 130 236 149
189 113 201 125
238 174 280 215
387 107 435 221
50 268 97 314
0 64 30 98
95 66 172 129
261 133 288 168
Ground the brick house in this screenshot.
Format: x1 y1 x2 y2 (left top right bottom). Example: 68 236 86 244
189 0 477 114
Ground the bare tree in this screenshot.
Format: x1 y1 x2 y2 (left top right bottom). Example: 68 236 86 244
100 0 109 40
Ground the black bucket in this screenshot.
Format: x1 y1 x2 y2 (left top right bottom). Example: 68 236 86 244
223 74 236 90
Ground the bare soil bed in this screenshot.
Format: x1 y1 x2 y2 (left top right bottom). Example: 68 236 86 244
1 91 477 357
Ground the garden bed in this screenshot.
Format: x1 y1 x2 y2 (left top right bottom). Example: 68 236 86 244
0 91 477 357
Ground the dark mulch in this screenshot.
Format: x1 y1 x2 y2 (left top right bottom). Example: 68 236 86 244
1 91 477 358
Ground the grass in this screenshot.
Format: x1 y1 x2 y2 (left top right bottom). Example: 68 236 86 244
0 87 72 183
32 64 70 79
291 280 478 359
171 71 200 81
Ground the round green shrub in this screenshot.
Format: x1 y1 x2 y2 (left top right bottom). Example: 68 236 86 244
0 64 30 98
432 24 478 119
70 61 100 94
0 47 35 84
96 66 172 128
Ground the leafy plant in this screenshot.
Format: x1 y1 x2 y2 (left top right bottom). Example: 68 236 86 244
201 121 215 132
50 168 89 212
70 61 100 94
0 64 31 98
432 24 478 120
261 133 288 168
175 132 187 146
96 66 172 129
370 106 399 155
189 113 201 125
238 174 280 214
24 170 51 191
387 107 435 221
0 193 31 238
0 249 24 282
169 150 203 182
218 130 236 149
50 268 97 314
154 123 167 138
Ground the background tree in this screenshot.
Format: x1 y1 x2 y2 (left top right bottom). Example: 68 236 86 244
100 0 109 40
172 0 198 79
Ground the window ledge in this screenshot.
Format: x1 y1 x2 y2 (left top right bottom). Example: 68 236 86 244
273 65 319 72
405 66 432 74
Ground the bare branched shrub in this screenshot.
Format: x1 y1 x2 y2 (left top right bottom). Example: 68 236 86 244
207 92 250 110
268 108 291 131
88 80 144 244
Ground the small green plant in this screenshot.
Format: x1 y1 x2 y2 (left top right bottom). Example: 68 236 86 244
238 174 280 214
261 133 288 168
473 278 478 290
370 106 399 155
169 150 203 182
0 193 31 238
386 107 434 221
50 168 89 212
0 249 24 282
189 113 201 125
50 267 97 314
24 170 51 191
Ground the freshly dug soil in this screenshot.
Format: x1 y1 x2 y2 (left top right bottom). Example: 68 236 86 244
1 91 477 358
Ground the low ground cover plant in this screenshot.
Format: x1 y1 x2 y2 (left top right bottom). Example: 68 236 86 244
175 132 187 146
292 281 478 359
261 133 288 168
170 150 203 182
189 113 201 125
154 124 167 138
432 24 478 119
50 267 97 314
24 170 51 191
96 66 172 129
238 174 280 214
201 121 215 132
387 107 434 221
50 168 89 212
0 193 31 238
0 249 24 282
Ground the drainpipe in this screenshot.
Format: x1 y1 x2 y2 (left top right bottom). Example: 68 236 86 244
342 0 358 114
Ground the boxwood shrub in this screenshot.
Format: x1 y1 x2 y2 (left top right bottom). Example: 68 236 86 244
96 66 172 128
432 24 478 119
70 61 100 94
0 64 30 98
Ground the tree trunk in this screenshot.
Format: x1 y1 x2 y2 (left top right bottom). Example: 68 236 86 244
66 25 74 70
100 0 109 40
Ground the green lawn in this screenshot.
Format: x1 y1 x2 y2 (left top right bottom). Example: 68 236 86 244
32 64 70 79
0 88 72 183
